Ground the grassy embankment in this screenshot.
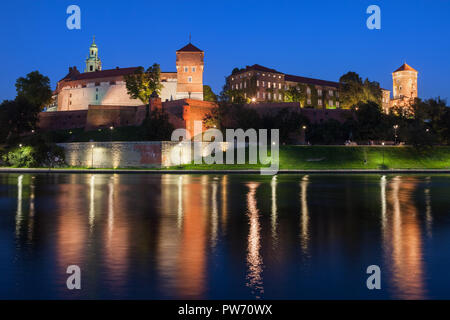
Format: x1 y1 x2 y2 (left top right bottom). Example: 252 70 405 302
175 146 450 170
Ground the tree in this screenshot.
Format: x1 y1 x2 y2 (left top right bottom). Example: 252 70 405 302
141 109 174 140
203 85 218 102
0 97 41 142
15 71 52 110
284 84 307 106
339 71 381 109
124 64 163 104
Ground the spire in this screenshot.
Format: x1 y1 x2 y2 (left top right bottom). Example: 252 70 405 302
189 33 191 43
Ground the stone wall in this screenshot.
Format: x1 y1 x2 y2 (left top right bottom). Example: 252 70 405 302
58 140 227 168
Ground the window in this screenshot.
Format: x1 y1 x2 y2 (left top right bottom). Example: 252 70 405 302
268 82 271 88
318 89 322 96
329 90 333 96
192 67 196 72
244 81 247 88
96 94 98 100
307 87 311 95
95 82 100 86
69 93 72 98
184 67 188 72
257 80 259 87
257 92 260 98
90 66 93 71
278 83 281 89
263 92 266 99
336 102 340 108
244 92 247 98
307 99 311 105
318 99 322 106
263 81 265 87
109 81 116 85
279 94 282 100
268 92 271 99
188 76 192 83
240 82 242 89
329 100 333 106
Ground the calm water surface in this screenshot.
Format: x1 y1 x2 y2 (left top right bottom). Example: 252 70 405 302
0 173 449 299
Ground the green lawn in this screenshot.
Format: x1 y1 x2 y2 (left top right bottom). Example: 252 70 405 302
175 146 450 170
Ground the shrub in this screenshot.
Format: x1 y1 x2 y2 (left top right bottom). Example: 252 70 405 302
2 146 38 167
2 143 66 168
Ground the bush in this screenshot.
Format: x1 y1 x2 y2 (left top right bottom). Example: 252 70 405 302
2 143 66 168
2 146 38 167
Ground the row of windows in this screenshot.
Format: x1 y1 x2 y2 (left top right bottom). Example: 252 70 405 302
232 81 337 97
232 72 283 81
183 66 196 72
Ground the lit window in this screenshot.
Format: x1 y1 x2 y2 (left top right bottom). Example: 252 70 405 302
263 81 265 87
329 90 333 96
263 92 265 99
307 87 311 95
268 92 271 99
307 99 311 105
278 83 281 89
244 81 247 88
257 80 259 87
279 94 282 100
329 100 333 106
318 99 322 105
188 76 192 83
318 89 322 96
257 92 260 98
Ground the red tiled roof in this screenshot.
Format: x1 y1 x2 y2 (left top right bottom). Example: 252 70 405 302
244 64 282 74
177 43 203 52
393 63 417 73
285 74 339 88
73 67 141 80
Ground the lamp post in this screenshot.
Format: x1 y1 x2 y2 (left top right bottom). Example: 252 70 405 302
382 142 385 166
109 126 114 141
302 125 307 145
91 144 94 169
393 125 399 145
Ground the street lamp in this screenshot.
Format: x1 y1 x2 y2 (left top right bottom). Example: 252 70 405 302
109 126 114 141
91 144 94 168
393 125 399 145
251 97 256 103
381 142 385 166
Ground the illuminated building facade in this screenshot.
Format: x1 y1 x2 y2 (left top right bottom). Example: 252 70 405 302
226 64 340 108
55 39 205 111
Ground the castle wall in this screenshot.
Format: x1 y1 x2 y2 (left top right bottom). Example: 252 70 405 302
57 80 177 111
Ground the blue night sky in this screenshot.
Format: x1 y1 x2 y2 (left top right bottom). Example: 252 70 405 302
0 0 449 101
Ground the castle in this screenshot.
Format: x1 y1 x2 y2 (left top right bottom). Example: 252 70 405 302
39 38 214 135
381 63 418 113
55 37 205 111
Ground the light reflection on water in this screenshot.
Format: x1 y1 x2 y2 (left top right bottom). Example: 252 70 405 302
1 173 450 299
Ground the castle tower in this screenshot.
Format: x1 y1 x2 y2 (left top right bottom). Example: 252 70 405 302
392 63 418 100
85 36 102 72
175 43 204 100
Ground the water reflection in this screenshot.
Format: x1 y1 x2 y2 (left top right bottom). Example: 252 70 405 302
1 173 447 299
382 176 426 299
246 183 264 299
271 176 278 246
300 175 310 255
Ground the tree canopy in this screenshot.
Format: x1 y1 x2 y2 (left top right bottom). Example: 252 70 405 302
203 85 218 102
339 71 382 109
15 71 52 110
124 64 163 104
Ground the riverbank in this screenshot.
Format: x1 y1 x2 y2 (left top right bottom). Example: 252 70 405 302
1 146 449 173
